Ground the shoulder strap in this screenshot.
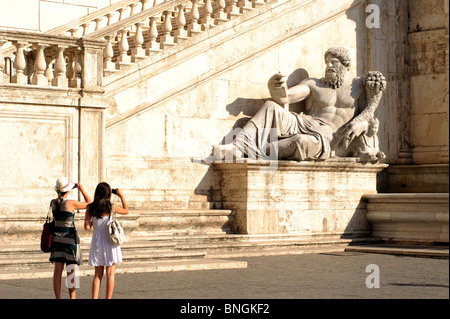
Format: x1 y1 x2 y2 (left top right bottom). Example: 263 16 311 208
109 204 115 222
47 201 54 223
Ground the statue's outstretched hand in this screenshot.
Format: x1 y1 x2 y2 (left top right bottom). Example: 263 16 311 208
268 72 288 104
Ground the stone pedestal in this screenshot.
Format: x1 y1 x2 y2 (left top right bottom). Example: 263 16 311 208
214 159 387 235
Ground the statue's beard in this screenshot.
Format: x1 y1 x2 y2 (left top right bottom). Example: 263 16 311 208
325 68 345 89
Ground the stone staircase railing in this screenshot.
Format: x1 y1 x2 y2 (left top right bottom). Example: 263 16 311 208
0 29 105 90
47 0 157 37
0 0 271 89
86 0 271 75
0 0 153 63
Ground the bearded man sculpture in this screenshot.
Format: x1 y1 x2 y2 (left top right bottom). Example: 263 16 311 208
213 46 386 163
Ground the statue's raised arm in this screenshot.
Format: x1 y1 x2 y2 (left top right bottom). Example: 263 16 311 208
340 71 387 149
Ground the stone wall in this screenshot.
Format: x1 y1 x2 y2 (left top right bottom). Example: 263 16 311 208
1 0 448 217
0 88 106 214
215 160 387 235
407 0 449 164
103 0 394 210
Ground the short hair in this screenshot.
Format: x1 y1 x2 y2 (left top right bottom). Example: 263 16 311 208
324 47 351 69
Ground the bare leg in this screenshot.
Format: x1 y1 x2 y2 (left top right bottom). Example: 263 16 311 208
53 262 64 299
67 265 76 299
92 266 104 299
105 264 116 299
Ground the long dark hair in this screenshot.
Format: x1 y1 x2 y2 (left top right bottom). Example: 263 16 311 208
87 182 112 218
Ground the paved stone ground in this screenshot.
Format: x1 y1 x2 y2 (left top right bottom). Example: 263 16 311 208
0 252 448 301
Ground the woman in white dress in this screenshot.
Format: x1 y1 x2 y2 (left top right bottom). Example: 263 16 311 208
84 182 128 299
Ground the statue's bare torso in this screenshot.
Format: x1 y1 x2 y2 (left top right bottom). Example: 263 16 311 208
296 74 365 132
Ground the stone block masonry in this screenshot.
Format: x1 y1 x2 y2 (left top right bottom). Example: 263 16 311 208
214 159 387 235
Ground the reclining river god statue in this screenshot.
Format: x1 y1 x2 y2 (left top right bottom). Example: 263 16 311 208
213 46 386 163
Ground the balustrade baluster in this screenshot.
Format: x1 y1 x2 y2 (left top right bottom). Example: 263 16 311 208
69 49 82 88
69 28 79 37
141 0 150 10
117 29 131 65
66 50 74 84
213 0 228 25
44 56 54 86
12 41 28 85
52 45 68 88
159 11 175 49
82 22 91 36
31 44 48 86
225 0 240 19
103 35 116 71
131 22 146 62
187 0 202 36
0 39 5 84
94 17 103 31
174 4 188 43
130 2 138 16
106 13 114 26
238 0 252 13
250 0 265 8
117 8 126 21
200 0 214 30
145 16 161 55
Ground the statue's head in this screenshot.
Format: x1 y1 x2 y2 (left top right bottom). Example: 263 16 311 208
324 46 351 70
324 46 351 89
367 117 380 136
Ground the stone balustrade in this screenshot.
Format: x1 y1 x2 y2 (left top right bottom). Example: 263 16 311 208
85 0 271 74
48 0 164 38
0 29 105 90
1 0 271 87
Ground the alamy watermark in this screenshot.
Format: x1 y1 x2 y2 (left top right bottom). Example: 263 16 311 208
365 264 380 288
366 4 381 29
66 264 80 289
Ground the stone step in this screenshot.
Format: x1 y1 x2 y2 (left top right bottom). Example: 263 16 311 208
0 258 248 280
0 233 376 272
0 247 208 271
345 244 449 259
0 209 236 243
363 193 449 244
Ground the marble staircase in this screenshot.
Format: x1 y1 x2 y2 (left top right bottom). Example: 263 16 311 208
0 208 373 279
0 232 371 280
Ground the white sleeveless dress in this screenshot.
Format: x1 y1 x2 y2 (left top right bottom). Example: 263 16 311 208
88 207 122 267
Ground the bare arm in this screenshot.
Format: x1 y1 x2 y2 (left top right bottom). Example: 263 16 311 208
84 207 93 230
113 188 129 215
287 82 311 104
341 71 386 148
268 73 311 105
67 183 92 211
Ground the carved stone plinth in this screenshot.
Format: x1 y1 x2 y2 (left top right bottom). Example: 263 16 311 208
214 159 387 235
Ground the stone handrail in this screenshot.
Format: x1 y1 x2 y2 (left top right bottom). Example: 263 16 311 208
85 0 189 40
47 0 164 37
86 0 268 72
0 29 105 90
